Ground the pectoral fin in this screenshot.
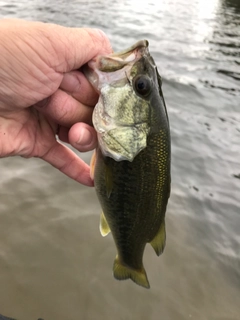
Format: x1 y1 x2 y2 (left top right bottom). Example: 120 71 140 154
150 220 166 256
99 212 111 237
90 150 96 180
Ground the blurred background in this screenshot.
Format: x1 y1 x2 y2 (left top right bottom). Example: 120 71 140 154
0 0 239 319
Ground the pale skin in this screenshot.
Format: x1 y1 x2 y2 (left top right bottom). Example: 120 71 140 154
0 19 112 186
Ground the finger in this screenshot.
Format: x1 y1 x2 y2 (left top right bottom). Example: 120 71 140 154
41 141 93 186
60 70 99 106
34 89 93 127
49 27 113 72
68 123 97 152
1 21 113 72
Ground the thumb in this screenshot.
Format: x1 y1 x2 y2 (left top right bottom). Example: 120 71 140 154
45 25 113 72
1 19 112 72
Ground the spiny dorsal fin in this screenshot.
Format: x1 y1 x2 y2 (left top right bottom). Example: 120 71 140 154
150 220 166 256
113 255 150 289
99 212 111 237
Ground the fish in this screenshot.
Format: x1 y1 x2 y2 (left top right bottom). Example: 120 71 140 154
84 40 171 289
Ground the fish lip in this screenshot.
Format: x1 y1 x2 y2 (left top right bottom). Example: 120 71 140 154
108 39 149 62
111 40 149 57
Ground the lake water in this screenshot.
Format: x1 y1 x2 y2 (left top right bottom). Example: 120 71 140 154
0 0 239 319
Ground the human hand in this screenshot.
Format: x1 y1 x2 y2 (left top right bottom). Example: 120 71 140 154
0 19 112 186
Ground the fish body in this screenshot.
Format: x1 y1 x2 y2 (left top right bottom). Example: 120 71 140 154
85 40 171 288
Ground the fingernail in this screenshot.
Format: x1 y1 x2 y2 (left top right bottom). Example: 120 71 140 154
77 127 92 146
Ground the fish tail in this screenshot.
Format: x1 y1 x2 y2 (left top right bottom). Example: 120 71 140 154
113 255 150 289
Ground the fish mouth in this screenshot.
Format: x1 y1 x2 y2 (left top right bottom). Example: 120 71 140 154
83 40 150 91
97 40 149 72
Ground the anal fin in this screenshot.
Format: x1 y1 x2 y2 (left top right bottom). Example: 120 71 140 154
150 220 166 256
113 255 150 289
100 212 111 237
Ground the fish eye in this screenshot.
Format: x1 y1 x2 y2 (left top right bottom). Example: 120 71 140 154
134 75 151 97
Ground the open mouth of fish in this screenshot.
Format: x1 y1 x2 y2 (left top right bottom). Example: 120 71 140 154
84 40 150 91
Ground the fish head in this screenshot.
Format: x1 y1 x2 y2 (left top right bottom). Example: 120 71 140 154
84 40 165 162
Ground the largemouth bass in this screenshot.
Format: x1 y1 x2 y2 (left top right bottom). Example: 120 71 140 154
85 40 171 289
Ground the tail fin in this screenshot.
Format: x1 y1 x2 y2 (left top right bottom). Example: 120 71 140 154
113 255 150 289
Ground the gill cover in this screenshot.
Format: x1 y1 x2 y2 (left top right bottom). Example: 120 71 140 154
85 40 155 162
